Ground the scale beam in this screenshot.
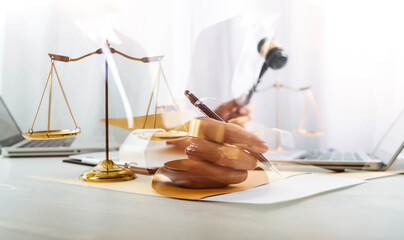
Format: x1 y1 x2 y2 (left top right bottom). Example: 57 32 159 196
48 48 163 63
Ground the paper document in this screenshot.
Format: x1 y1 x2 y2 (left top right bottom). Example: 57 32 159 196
203 174 364 204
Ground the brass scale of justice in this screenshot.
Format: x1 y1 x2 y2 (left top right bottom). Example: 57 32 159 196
22 41 187 182
258 79 326 152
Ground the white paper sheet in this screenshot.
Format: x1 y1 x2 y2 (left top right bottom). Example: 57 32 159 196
203 174 364 204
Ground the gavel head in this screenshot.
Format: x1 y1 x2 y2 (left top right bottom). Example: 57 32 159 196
257 38 288 70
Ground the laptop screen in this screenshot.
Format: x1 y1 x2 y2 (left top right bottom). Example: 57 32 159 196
373 108 404 165
0 97 24 147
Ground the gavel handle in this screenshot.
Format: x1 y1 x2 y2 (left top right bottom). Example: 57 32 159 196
238 63 269 107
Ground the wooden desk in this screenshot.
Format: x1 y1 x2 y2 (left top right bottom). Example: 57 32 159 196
1 156 403 240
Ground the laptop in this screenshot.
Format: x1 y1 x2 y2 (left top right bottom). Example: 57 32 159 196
269 108 404 171
0 97 118 157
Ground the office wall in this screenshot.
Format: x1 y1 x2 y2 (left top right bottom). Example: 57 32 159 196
322 0 404 150
0 6 5 96
1 0 403 150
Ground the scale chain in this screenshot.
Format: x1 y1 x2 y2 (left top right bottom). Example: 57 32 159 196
47 62 54 134
30 62 53 132
52 62 79 129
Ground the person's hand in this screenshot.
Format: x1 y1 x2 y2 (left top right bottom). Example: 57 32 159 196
214 98 253 127
161 118 268 188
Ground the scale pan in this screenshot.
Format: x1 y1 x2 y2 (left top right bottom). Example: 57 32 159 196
22 128 81 140
135 130 188 141
294 129 325 136
150 131 188 141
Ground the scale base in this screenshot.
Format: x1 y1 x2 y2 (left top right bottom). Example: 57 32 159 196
80 160 136 182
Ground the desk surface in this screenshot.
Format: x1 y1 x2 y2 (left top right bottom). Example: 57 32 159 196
1 156 404 240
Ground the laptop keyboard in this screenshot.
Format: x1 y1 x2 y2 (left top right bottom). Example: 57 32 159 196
19 138 74 148
298 151 364 162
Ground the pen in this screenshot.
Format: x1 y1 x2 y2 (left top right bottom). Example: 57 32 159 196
184 90 282 176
